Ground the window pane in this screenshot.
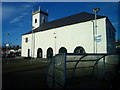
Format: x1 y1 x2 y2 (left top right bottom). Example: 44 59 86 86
25 38 28 43
35 19 37 23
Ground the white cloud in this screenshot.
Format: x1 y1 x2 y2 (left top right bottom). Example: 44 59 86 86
2 5 19 20
0 2 2 21
6 3 35 24
10 15 23 24
2 3 34 17
112 22 118 26
21 4 34 8
9 12 30 24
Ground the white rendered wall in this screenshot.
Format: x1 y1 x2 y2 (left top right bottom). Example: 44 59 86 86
95 18 107 53
21 34 32 57
32 13 40 29
32 12 48 29
22 18 107 58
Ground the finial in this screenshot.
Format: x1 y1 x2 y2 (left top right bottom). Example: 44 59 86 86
39 6 41 11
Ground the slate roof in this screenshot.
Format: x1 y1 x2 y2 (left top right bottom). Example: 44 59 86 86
23 12 106 35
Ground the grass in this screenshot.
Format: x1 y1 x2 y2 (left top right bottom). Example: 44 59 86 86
2 57 49 89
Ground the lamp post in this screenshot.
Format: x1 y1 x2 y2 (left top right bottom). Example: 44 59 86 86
92 8 100 53
54 33 56 55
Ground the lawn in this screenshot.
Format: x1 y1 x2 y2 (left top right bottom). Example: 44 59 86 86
2 57 49 89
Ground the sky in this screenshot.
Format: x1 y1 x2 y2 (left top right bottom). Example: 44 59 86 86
2 2 119 46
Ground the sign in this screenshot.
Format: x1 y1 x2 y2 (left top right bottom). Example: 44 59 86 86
95 35 102 38
96 39 102 42
95 35 102 42
6 44 9 47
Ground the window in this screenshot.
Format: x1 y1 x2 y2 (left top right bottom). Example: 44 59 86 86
47 47 53 58
109 28 112 38
35 19 37 23
25 38 28 43
59 47 67 53
112 31 115 41
43 18 45 23
109 27 115 40
109 28 111 38
37 48 43 58
74 46 86 53
42 17 45 24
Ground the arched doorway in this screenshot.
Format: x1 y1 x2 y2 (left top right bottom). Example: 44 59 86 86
37 48 43 58
47 47 53 58
74 46 86 53
59 47 67 53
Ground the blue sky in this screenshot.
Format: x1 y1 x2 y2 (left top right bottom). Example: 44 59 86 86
2 2 118 46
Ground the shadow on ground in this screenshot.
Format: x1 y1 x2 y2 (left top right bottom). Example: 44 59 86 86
2 57 49 89
2 57 120 89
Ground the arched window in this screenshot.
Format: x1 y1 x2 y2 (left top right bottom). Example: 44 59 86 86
42 17 45 24
37 48 43 58
74 46 86 54
28 49 30 58
59 47 67 53
35 19 37 23
25 38 28 43
43 18 45 23
47 47 53 58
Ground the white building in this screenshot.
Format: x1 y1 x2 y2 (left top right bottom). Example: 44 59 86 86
21 8 116 58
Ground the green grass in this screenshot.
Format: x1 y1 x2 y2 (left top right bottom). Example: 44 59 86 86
2 57 49 88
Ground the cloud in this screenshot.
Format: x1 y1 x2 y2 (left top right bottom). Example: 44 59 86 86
2 5 18 20
21 4 34 8
10 15 23 24
112 22 118 26
2 2 36 22
9 12 30 24
8 3 35 24
0 2 2 23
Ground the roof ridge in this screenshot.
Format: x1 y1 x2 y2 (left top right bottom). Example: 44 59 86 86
48 12 87 23
23 12 106 35
47 12 105 24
